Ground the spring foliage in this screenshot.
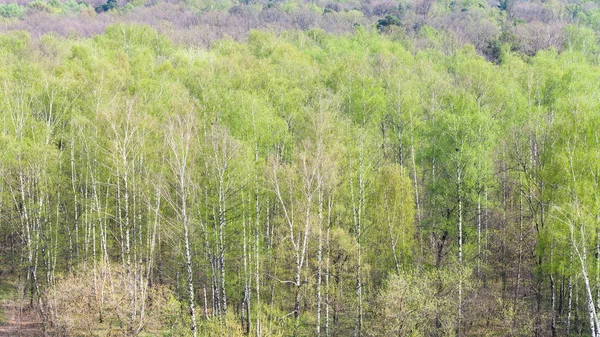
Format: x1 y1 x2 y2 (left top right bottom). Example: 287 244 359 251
1 23 600 336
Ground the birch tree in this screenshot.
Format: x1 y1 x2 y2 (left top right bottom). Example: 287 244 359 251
165 111 198 337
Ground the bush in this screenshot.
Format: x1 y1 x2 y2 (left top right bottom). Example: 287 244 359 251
95 0 117 13
377 15 402 31
367 268 469 337
48 263 186 336
0 4 26 18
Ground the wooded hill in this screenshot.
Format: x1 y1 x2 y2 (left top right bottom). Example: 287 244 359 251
1 0 600 62
1 20 600 336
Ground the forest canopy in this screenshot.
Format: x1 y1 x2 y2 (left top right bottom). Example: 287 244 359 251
0 10 600 336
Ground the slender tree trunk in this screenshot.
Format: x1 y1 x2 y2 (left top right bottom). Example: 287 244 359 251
167 114 198 337
351 141 365 337
242 191 250 334
316 182 324 337
182 179 198 337
551 273 556 337
135 186 161 335
218 175 227 317
255 171 261 337
484 187 489 286
117 180 126 289
570 220 600 337
594 133 600 316
457 168 463 336
567 275 573 335
597 215 600 315
385 191 400 274
123 170 134 327
410 118 423 261
514 176 523 330
325 194 332 337
71 136 80 267
477 190 481 277
201 189 217 318
271 147 318 336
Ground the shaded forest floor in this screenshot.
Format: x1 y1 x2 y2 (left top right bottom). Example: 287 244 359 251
0 300 43 337
0 264 43 337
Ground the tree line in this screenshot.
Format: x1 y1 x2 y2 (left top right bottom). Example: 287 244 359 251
2 0 600 63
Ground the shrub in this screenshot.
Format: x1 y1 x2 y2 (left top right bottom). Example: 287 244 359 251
47 263 186 336
95 0 117 12
0 4 26 18
377 15 402 31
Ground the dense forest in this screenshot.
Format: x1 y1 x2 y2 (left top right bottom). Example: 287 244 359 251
1 0 600 335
